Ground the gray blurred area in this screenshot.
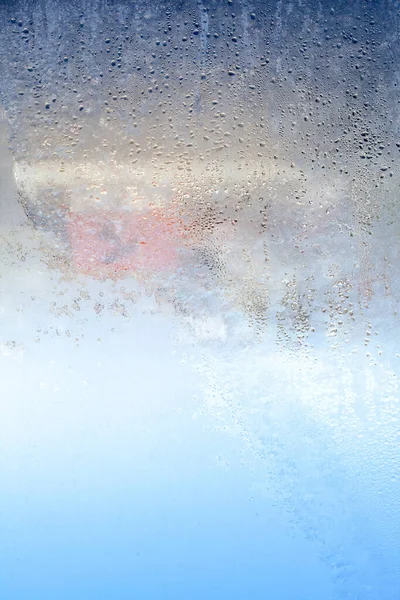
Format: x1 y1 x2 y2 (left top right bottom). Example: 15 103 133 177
1 0 399 328
0 106 26 228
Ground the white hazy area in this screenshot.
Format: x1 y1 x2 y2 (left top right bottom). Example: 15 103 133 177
1 111 400 600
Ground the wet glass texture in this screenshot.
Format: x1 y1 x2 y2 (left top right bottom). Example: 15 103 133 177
0 1 400 598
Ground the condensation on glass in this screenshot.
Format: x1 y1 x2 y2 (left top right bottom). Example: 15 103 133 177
0 1 399 599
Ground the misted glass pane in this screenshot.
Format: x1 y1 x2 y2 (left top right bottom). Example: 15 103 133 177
0 1 399 598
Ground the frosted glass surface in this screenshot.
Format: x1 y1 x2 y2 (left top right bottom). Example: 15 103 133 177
0 2 399 598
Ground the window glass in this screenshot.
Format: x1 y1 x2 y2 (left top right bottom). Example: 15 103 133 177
0 2 399 598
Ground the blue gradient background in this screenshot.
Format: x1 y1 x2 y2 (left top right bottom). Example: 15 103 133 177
1 258 399 599
0 293 333 599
